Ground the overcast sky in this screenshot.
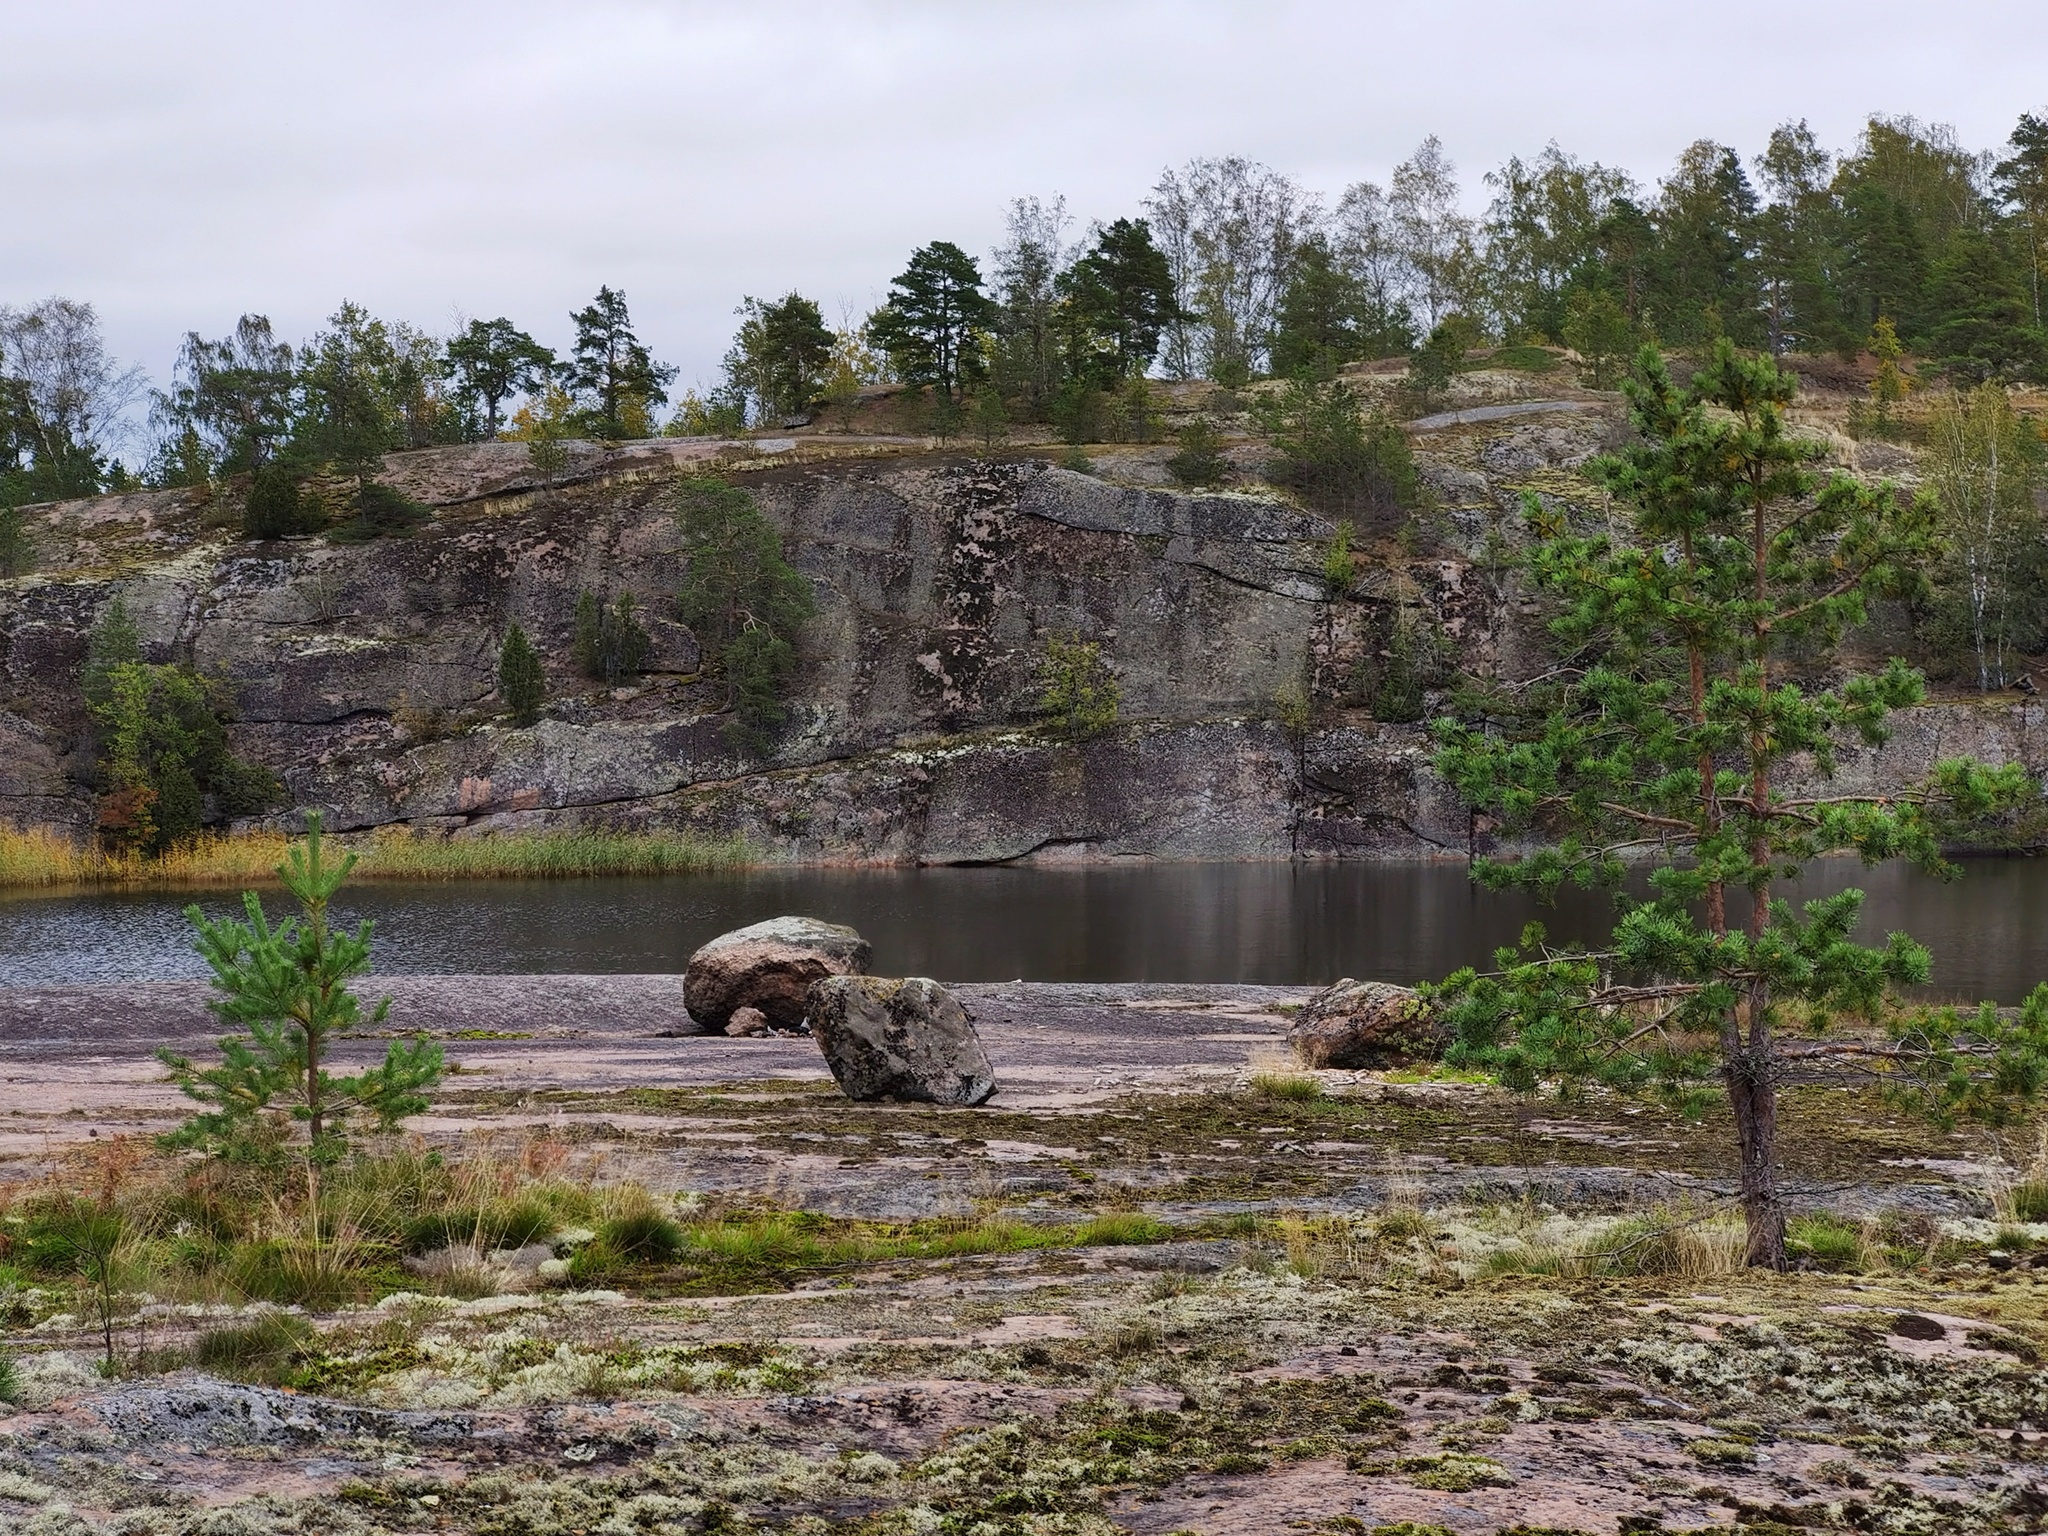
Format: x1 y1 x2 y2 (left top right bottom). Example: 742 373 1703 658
7 0 2048 410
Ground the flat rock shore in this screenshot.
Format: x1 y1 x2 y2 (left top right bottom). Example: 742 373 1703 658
0 976 2040 1536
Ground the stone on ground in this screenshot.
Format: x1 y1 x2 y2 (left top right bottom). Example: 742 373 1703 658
1288 978 1444 1069
808 975 997 1105
724 1005 771 1037
684 916 872 1032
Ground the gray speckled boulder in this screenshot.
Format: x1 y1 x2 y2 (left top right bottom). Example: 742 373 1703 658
808 975 996 1105
683 917 871 1032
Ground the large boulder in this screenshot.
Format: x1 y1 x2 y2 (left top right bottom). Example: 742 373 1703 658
808 975 996 1105
684 917 872 1032
1288 979 1444 1069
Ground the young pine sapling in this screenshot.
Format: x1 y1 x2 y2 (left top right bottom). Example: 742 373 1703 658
160 813 443 1209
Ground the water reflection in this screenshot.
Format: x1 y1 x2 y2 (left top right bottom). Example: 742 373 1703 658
2 858 2044 1001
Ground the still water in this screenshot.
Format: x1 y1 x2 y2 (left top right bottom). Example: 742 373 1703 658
3 858 2046 1001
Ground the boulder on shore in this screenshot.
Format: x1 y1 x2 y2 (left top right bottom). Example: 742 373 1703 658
1288 979 1445 1069
684 917 872 1033
808 975 997 1105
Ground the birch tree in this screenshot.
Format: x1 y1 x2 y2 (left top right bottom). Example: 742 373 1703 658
1923 383 2044 690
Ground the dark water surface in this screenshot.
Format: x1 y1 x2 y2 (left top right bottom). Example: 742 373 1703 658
3 858 2045 1000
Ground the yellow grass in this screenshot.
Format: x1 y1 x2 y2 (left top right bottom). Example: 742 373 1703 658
0 823 755 891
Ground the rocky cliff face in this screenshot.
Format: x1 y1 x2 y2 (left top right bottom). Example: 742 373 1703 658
3 417 2042 862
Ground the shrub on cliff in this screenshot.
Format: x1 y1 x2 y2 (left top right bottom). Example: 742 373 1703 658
572 589 651 687
243 463 323 539
82 600 281 856
1037 633 1121 741
1164 418 1229 487
1252 376 1417 527
498 623 545 727
675 475 815 752
0 506 31 575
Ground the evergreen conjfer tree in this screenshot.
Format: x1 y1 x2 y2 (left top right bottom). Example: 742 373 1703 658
867 242 997 402
444 318 554 439
497 623 545 726
724 293 835 425
1921 229 2047 383
674 475 815 751
1268 235 1369 379
1431 342 2041 1270
567 287 675 440
1995 112 2048 330
161 813 443 1198
1057 218 1178 384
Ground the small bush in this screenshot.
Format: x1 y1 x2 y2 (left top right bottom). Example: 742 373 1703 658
243 464 325 539
1253 376 1418 526
328 482 430 543
1037 633 1120 741
0 1351 17 1404
1164 419 1229 486
0 507 33 576
1322 519 1356 593
1358 605 1444 725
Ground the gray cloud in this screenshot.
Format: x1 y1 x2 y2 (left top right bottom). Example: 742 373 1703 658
7 0 2047 402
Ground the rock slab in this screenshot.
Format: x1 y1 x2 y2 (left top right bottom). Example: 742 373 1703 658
684 917 872 1032
1288 979 1445 1069
808 975 997 1105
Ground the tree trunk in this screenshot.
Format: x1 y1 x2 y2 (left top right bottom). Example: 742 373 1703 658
1729 993 1787 1269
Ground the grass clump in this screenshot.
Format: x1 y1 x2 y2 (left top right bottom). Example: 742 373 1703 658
2007 1179 2048 1223
1788 1213 1867 1272
194 1311 316 1382
1072 1212 1172 1246
1249 1071 1324 1103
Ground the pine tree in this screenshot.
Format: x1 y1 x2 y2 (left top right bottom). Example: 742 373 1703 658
674 475 815 751
866 242 997 401
1867 316 1911 436
567 287 676 440
1431 342 2041 1269
498 623 545 726
724 293 835 425
161 813 442 1198
444 318 554 439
